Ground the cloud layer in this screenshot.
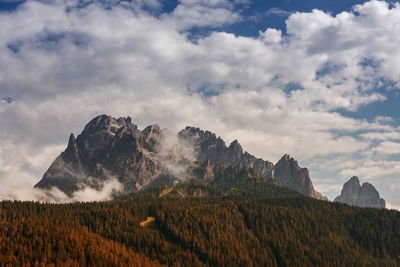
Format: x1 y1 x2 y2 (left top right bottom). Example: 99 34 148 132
0 0 400 205
4 178 123 203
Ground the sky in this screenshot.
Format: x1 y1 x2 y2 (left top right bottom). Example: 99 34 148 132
1 0 400 208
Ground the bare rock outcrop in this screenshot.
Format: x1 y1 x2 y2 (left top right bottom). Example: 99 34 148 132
178 127 274 177
36 115 326 200
35 115 161 195
271 154 326 200
334 176 385 208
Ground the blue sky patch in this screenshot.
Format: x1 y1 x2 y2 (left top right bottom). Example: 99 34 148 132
1 97 13 104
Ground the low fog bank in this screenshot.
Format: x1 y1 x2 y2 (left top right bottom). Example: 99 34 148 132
2 178 123 203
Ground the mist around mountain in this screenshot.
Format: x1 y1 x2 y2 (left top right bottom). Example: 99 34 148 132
1 115 398 266
32 114 330 202
26 114 390 209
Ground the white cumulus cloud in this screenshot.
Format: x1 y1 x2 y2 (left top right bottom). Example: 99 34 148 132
0 0 400 205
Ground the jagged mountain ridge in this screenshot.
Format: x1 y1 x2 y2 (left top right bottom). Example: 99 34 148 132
178 126 325 200
334 176 386 208
272 154 326 200
36 115 162 195
178 127 274 176
35 114 325 199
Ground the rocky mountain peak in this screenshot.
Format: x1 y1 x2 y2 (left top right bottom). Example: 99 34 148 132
35 115 161 195
141 124 162 151
178 126 227 163
227 140 243 165
342 176 361 194
179 126 224 146
142 124 160 135
272 154 325 200
177 127 275 177
36 114 326 200
66 133 77 153
276 153 290 164
63 133 79 163
82 114 137 137
348 176 360 184
229 139 240 146
228 140 242 152
176 128 324 199
142 124 161 141
334 177 385 208
361 182 375 192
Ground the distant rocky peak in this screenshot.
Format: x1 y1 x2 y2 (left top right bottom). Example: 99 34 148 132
227 140 243 165
273 154 325 200
228 139 242 151
36 114 324 200
82 114 137 136
117 116 132 125
179 126 222 145
342 176 361 193
275 154 299 171
142 124 161 138
66 133 77 152
63 133 80 163
141 124 162 151
360 182 380 197
178 126 203 138
178 126 276 182
334 176 385 208
348 176 360 184
274 154 302 180
277 154 289 164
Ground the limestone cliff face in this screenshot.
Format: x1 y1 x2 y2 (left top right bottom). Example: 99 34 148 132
189 160 263 183
36 115 326 200
271 155 326 200
334 176 385 208
35 115 162 195
178 127 325 199
178 127 274 176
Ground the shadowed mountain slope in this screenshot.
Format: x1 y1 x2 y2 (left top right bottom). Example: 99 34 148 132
36 114 327 200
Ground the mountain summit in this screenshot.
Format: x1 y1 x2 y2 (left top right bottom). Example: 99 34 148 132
272 154 326 200
177 126 274 176
35 115 161 195
35 114 326 199
334 176 385 208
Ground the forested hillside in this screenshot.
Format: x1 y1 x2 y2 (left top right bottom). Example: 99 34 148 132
1 186 399 266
